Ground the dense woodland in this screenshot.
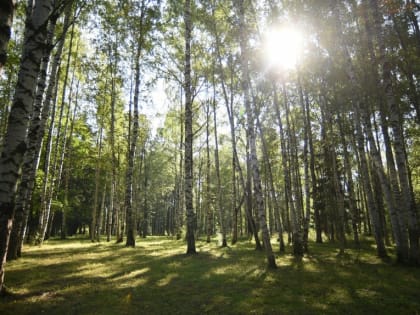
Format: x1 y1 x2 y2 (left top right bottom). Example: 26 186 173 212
0 0 420 295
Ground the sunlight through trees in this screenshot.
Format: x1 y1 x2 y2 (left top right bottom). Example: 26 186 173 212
0 0 420 295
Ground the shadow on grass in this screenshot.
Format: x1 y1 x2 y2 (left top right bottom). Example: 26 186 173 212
1 237 419 315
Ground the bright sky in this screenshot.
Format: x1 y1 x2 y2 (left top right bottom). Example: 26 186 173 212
147 78 169 132
263 26 303 71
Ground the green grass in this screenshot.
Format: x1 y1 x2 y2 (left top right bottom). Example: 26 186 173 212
1 236 419 315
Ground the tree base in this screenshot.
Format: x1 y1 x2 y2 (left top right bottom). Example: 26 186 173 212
267 255 277 269
125 236 135 247
0 285 13 298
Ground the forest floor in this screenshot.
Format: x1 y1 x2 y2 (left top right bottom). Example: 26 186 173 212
0 236 419 315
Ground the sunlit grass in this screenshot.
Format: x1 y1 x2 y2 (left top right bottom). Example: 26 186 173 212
0 236 419 314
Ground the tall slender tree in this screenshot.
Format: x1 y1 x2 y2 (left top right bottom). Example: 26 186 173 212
0 0 54 294
329 0 387 258
125 0 148 248
8 3 73 259
237 0 276 269
212 78 227 247
184 0 196 254
369 0 420 264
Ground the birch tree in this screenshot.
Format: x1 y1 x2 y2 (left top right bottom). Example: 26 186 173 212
237 0 276 269
125 0 146 247
0 0 54 294
212 81 227 247
184 0 196 254
369 0 420 265
7 4 72 259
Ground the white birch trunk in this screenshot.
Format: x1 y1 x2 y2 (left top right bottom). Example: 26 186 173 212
330 1 388 258
212 90 227 247
0 0 53 293
125 24 143 247
8 14 59 259
184 0 196 254
238 0 276 268
91 127 103 242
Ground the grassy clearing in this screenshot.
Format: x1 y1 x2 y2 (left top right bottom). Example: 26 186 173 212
1 236 419 315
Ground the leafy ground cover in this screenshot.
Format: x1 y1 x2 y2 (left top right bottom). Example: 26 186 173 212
1 236 419 314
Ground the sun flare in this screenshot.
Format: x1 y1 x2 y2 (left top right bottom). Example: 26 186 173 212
264 27 303 70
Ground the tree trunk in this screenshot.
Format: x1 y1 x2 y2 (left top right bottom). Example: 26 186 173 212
195 152 202 236
284 83 304 257
211 12 250 245
125 2 145 246
212 85 227 247
35 18 76 245
107 39 118 243
91 127 103 242
369 0 419 264
141 148 149 239
320 94 346 254
245 145 262 249
97 184 107 242
330 1 388 258
184 0 196 254
205 99 212 243
0 0 54 293
337 114 360 247
175 85 184 240
360 0 409 261
238 0 276 269
256 114 285 253
298 78 311 253
385 64 420 264
7 11 63 259
39 38 77 244
59 81 79 240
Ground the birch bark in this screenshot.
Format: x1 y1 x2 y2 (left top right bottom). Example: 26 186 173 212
184 0 196 254
0 0 54 293
237 0 276 268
